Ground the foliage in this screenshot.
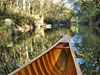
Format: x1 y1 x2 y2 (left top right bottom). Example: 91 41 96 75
74 0 100 26
44 5 73 24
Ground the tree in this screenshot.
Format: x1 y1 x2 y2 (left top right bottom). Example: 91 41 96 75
73 0 100 26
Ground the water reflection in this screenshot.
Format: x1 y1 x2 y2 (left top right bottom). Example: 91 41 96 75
0 28 68 75
0 33 47 74
71 33 100 75
0 26 100 75
77 58 85 65
71 34 82 52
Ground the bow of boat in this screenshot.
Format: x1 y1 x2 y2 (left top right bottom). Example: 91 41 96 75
9 35 82 75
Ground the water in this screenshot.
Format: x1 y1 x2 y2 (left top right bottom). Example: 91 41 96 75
71 26 100 75
71 34 82 52
0 26 100 75
0 28 68 75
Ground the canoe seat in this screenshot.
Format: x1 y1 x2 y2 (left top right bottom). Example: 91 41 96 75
55 47 70 50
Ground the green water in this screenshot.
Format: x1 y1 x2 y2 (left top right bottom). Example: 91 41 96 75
0 26 100 75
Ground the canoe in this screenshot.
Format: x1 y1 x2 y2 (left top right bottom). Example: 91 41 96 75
9 35 82 75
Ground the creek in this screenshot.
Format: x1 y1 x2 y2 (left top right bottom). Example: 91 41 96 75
0 26 100 75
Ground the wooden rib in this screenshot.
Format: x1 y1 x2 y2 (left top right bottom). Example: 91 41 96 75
53 53 68 74
14 74 18 75
37 59 45 75
46 53 57 75
49 50 66 74
72 65 77 75
20 69 25 75
18 71 22 75
52 50 66 73
70 66 75 75
32 62 38 75
48 51 61 74
68 58 75 75
66 61 73 74
27 65 33 75
30 63 36 75
42 55 51 75
39 56 49 75
64 54 71 74
49 51 61 73
14 73 18 75
24 68 29 75
71 62 76 75
66 54 76 75
35 60 43 75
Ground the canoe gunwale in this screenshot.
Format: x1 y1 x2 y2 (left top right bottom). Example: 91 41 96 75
69 39 82 75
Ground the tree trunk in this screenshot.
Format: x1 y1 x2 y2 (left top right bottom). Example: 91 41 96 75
3 3 7 14
40 0 44 25
0 2 2 12
28 2 31 16
40 14 44 25
16 0 19 13
23 0 26 15
16 0 19 8
32 9 34 15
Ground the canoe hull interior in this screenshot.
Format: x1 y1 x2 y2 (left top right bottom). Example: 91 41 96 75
9 35 82 75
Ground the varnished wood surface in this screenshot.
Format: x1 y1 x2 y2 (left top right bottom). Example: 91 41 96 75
9 35 82 75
